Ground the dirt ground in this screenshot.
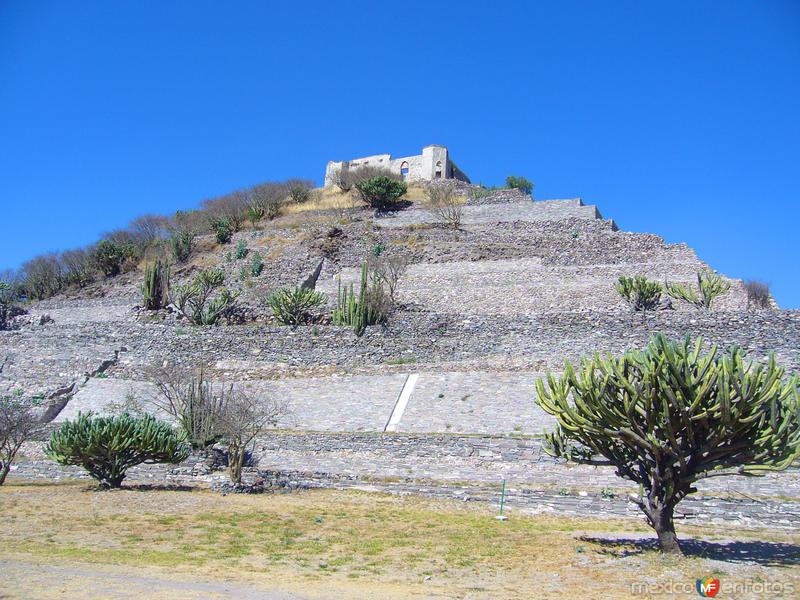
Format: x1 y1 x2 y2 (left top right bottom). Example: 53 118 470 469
1 480 798 599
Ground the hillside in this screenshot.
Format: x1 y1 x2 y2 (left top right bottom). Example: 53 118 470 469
4 186 800 527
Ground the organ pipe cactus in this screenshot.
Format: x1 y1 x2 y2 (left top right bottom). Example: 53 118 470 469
141 259 170 310
46 412 189 489
332 262 385 336
535 334 800 554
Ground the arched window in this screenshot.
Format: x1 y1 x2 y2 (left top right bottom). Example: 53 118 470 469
400 161 409 177
435 161 443 179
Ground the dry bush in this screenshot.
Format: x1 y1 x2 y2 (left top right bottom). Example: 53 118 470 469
744 279 771 309
21 254 63 300
286 179 315 204
216 387 287 483
333 165 401 193
150 367 226 449
202 192 249 232
1 394 45 485
250 182 287 221
59 248 94 288
369 253 409 301
129 214 169 245
426 182 465 229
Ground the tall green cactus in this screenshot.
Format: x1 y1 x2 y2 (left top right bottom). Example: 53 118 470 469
332 262 383 336
46 412 189 488
535 334 800 554
141 259 170 310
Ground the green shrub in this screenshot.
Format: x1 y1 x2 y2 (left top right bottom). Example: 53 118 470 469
46 412 189 489
250 251 264 277
141 260 170 310
92 239 133 277
210 217 233 244
267 287 327 326
235 240 249 260
614 276 662 312
332 262 390 335
665 271 730 310
505 176 534 196
354 177 407 212
536 335 800 554
170 269 240 325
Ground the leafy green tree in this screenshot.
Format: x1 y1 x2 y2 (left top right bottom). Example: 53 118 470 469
505 176 534 195
536 335 800 554
46 413 189 489
354 176 407 212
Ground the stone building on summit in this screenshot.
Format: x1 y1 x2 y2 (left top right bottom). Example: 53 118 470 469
324 144 470 186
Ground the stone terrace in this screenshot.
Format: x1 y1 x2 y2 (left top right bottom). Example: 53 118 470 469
4 189 799 525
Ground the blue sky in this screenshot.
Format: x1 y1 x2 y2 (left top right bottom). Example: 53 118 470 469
1 1 799 306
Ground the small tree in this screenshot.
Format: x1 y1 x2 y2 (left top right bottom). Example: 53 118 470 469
217 388 287 484
141 260 170 310
46 412 189 489
615 276 662 312
505 176 534 196
266 287 327 326
170 269 240 325
151 368 226 449
354 176 407 212
536 335 800 554
665 271 730 310
0 394 45 485
426 183 464 229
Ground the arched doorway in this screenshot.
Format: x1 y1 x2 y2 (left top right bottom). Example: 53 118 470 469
435 161 443 179
400 161 409 178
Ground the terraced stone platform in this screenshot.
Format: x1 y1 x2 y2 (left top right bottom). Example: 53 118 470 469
377 198 609 228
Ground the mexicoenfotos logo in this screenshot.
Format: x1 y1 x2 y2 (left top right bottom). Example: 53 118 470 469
696 576 721 597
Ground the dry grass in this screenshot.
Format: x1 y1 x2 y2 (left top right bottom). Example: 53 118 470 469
282 184 429 217
2 482 798 599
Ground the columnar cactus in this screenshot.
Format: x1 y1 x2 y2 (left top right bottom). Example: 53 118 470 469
141 259 170 310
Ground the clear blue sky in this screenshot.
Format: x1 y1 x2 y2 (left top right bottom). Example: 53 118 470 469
1 1 799 306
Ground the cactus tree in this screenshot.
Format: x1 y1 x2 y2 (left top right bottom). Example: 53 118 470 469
46 412 189 488
536 335 800 554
